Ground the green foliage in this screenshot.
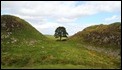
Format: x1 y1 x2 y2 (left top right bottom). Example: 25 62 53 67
54 26 68 41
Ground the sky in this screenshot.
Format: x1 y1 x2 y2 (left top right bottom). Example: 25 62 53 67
1 1 121 35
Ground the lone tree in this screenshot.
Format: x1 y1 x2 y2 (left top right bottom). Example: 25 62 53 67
54 26 68 41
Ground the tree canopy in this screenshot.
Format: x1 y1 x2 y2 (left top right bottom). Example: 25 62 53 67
54 26 68 41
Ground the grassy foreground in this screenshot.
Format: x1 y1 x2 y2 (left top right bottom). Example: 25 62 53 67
1 35 121 69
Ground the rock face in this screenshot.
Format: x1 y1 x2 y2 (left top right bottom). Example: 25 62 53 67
71 22 121 47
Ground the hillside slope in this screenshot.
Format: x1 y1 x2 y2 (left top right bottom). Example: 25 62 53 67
70 22 121 48
1 15 47 66
1 15 46 39
1 15 46 49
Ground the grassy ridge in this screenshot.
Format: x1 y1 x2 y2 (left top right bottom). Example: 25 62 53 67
70 22 121 50
1 15 46 52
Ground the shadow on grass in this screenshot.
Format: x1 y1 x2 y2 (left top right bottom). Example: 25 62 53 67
56 39 67 41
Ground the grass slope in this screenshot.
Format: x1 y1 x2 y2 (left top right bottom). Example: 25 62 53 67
70 22 121 47
2 35 121 69
70 22 121 56
1 15 46 52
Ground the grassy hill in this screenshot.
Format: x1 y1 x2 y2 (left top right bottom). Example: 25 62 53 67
1 15 46 48
70 22 121 59
1 15 47 67
1 15 46 40
70 22 121 47
1 15 121 69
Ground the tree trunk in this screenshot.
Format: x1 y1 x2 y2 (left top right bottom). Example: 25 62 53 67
59 36 61 41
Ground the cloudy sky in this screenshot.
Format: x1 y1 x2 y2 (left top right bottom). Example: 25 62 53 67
1 1 121 35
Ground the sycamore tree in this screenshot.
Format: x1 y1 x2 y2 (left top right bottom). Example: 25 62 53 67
54 26 68 41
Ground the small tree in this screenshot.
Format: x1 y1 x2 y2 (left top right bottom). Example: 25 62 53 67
54 26 68 41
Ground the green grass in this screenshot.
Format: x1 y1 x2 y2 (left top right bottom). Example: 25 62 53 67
1 64 109 69
1 35 121 69
1 15 121 69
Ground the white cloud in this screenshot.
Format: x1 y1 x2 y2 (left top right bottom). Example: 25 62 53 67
105 15 121 23
1 1 121 35
84 1 121 12
31 21 87 35
105 15 120 21
31 22 64 35
34 22 94 35
1 1 121 20
33 22 62 29
56 18 77 23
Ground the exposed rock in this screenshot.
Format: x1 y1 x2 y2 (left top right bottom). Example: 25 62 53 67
103 37 109 43
1 22 6 27
11 37 18 43
28 40 37 46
